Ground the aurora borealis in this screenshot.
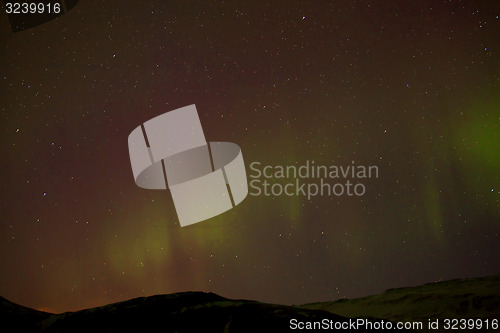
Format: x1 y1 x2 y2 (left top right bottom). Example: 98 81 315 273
1 0 499 313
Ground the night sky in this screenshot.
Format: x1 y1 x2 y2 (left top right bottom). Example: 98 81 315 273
1 0 499 313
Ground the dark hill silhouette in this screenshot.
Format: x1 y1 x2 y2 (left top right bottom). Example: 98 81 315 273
1 292 394 333
301 274 500 326
2 274 499 332
0 295 53 332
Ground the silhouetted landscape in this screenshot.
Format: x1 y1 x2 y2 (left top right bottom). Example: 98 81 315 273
1 275 499 332
302 274 500 331
2 1 500 331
